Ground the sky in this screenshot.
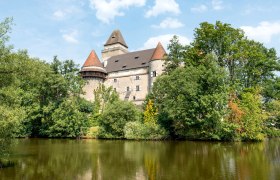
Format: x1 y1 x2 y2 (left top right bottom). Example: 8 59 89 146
1 0 280 66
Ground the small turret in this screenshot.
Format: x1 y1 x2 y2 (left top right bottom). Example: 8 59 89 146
151 42 166 61
80 50 107 79
80 50 107 101
149 42 167 91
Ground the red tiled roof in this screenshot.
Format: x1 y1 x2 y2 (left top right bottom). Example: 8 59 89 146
151 42 166 60
83 50 103 67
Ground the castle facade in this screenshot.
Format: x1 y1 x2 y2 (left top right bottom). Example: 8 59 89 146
80 30 166 105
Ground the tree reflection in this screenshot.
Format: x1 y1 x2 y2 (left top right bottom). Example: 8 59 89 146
0 139 279 180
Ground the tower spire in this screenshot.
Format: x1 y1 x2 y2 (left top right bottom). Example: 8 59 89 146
104 29 128 48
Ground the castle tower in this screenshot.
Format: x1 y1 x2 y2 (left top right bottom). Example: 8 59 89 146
149 42 166 91
80 50 107 101
102 30 129 64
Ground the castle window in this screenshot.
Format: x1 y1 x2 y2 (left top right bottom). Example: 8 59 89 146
115 60 119 62
122 65 127 68
134 56 139 59
135 76 140 80
152 71 157 77
141 62 146 65
136 85 140 91
114 79 117 82
133 96 136 100
127 86 130 91
114 88 116 91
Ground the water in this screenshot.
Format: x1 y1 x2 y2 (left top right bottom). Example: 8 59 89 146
0 138 279 180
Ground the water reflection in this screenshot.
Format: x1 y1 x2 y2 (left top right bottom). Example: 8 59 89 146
0 139 279 180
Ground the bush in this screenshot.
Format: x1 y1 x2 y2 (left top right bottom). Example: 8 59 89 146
47 97 89 138
124 121 168 140
98 101 141 139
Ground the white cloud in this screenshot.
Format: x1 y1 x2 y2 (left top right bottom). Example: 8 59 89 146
141 34 190 50
212 0 224 10
191 4 208 13
62 30 79 44
152 18 184 29
241 21 280 43
145 0 180 18
53 6 81 20
89 0 146 24
53 10 66 19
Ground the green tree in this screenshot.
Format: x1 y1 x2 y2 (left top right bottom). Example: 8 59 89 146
93 84 119 114
47 97 89 138
153 55 229 139
239 88 265 141
187 21 279 88
164 35 187 74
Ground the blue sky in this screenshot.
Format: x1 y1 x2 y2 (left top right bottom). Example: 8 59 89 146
1 0 280 66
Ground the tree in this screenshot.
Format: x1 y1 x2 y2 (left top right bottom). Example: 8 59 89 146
164 35 187 74
93 84 119 114
238 88 265 141
144 99 158 126
153 55 229 139
47 97 89 138
187 21 279 88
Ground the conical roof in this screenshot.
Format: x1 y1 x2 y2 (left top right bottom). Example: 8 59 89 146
104 29 128 48
151 42 166 60
81 50 106 73
83 50 103 67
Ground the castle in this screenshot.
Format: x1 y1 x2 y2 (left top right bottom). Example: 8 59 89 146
80 30 166 105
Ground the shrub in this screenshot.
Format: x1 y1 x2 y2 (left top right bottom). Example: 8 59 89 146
98 101 141 139
124 121 168 140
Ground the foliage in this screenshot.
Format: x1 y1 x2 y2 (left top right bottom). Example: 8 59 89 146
265 100 280 129
150 21 280 141
238 89 265 141
153 55 229 139
164 35 187 74
124 121 168 140
0 17 91 139
46 97 89 138
93 84 119 114
98 100 140 138
0 106 24 158
144 99 158 126
185 21 279 89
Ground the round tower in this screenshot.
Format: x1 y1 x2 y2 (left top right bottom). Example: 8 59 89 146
149 42 166 91
80 50 107 101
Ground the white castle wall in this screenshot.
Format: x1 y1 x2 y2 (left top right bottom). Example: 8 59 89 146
149 59 165 90
105 67 149 105
81 78 104 101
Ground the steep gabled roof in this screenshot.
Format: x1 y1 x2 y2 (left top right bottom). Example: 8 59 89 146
151 42 166 60
104 29 128 48
105 48 155 73
83 50 103 68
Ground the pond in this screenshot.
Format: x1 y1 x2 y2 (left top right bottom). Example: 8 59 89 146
0 138 279 180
